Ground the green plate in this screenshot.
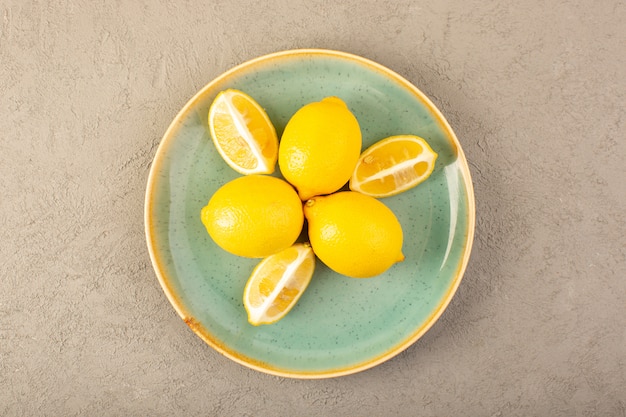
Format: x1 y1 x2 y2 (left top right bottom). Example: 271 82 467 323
145 49 475 378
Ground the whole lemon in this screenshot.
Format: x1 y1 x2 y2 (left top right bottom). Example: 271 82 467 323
278 97 362 200
201 175 303 258
304 191 404 278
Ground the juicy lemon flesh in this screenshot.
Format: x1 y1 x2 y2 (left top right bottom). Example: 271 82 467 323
200 175 303 258
244 243 316 325
209 89 278 175
279 97 362 200
350 135 438 198
304 191 404 278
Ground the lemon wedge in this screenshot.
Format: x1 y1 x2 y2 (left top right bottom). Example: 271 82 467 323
243 243 315 325
349 135 437 198
208 89 278 175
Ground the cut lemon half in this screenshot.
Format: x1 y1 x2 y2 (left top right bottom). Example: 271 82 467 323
208 89 278 175
349 135 438 198
243 243 315 326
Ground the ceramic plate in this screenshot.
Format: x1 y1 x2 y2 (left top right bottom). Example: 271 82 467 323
145 49 475 378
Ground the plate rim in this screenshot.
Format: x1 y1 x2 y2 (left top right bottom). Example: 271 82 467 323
144 48 476 379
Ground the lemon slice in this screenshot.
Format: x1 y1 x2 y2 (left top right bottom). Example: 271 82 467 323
208 89 278 175
243 243 315 326
349 135 438 198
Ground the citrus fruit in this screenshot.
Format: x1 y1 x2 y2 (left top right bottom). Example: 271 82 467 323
208 89 278 175
243 243 316 326
200 175 303 258
349 135 438 198
304 191 404 278
278 97 362 200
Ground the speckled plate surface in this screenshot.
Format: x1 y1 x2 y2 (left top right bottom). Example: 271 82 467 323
144 49 475 378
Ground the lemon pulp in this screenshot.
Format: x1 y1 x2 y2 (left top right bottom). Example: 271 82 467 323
350 135 438 198
243 243 316 325
208 89 278 175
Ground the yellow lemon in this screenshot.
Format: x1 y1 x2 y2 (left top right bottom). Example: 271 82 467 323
200 175 303 258
278 97 362 200
350 135 438 198
243 243 315 325
208 89 278 175
304 191 404 278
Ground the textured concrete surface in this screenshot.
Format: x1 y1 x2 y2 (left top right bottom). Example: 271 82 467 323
1 0 625 415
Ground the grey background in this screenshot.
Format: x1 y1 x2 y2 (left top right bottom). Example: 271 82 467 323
1 0 624 416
